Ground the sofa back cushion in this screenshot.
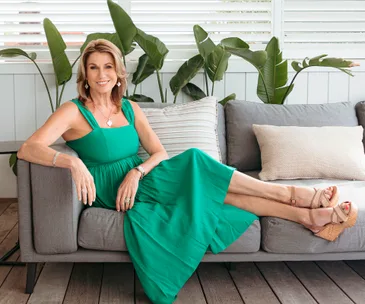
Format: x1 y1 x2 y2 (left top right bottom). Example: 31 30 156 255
225 100 359 172
138 100 227 164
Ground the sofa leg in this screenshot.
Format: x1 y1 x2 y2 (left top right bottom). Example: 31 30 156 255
225 262 236 271
25 263 37 294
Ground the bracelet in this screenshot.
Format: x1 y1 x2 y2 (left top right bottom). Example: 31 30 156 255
52 151 61 167
134 165 145 180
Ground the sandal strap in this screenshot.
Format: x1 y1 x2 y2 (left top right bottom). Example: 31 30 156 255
290 186 296 206
332 203 350 223
310 188 330 208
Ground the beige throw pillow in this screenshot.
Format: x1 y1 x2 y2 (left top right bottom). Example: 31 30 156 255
252 124 365 181
138 97 222 162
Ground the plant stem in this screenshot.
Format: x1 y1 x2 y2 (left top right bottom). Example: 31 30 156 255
31 59 54 113
211 81 215 96
133 85 137 96
281 69 305 104
173 92 178 104
55 76 59 112
58 83 66 108
204 70 209 96
156 70 164 103
122 54 129 97
258 70 270 104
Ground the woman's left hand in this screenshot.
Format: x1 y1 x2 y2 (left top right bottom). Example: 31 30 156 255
116 169 141 212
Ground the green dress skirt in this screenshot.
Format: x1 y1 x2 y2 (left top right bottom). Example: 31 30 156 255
66 98 258 304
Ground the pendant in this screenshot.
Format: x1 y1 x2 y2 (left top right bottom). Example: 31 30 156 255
106 119 112 127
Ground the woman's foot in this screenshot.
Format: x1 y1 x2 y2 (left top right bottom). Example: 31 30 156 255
301 202 358 241
287 185 338 208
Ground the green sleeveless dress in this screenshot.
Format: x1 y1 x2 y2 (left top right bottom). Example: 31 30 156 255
66 98 258 304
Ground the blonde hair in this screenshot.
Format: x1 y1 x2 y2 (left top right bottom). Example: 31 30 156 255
77 39 127 109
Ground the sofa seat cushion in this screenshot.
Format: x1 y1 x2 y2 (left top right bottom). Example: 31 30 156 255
78 208 261 253
246 172 365 254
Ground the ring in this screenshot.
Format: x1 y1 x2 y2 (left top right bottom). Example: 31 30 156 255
81 188 87 193
124 197 131 203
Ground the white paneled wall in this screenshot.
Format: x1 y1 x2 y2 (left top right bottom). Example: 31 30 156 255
1 63 365 197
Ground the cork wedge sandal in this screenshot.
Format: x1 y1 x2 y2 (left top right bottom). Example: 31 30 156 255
312 201 358 242
290 186 339 209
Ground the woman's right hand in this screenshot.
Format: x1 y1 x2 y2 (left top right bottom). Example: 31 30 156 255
70 158 96 206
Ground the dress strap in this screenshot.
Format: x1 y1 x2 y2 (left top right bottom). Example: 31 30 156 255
70 98 100 129
121 98 135 125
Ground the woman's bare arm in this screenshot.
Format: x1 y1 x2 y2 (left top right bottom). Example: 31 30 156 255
17 101 79 169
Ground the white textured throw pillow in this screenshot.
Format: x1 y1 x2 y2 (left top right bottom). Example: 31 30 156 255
252 124 365 181
138 97 222 162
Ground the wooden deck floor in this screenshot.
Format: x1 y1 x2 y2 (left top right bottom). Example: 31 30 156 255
1 201 365 304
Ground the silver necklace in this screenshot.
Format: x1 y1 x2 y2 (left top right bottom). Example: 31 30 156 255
94 103 114 127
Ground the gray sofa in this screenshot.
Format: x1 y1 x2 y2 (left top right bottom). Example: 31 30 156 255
17 100 365 294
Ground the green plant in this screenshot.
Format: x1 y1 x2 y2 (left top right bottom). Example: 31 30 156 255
221 36 357 104
172 25 237 105
0 18 79 175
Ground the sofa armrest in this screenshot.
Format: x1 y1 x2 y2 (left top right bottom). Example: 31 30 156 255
17 143 85 255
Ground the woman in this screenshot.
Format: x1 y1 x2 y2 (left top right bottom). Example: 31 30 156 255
17 39 357 304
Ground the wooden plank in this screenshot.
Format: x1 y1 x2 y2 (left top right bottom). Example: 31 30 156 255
0 75 15 141
140 73 162 103
0 224 20 285
345 260 365 280
0 203 18 243
198 262 243 304
135 275 152 304
35 74 54 129
99 263 134 304
63 263 103 304
308 72 329 104
225 72 246 101
316 261 365 304
175 272 206 304
349 72 365 103
245 73 261 103
229 262 280 304
0 201 12 215
286 261 353 304
27 263 73 304
328 72 349 103
14 74 36 141
286 72 308 105
0 258 44 304
256 262 317 304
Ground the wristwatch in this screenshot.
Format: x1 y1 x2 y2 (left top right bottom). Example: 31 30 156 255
134 165 145 180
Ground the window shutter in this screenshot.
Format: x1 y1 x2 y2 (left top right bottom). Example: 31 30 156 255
283 0 365 59
0 0 118 60
130 0 272 60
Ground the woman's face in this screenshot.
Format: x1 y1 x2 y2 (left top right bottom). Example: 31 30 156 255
86 51 118 95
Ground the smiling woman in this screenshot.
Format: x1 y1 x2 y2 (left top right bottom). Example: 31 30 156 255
16 38 358 304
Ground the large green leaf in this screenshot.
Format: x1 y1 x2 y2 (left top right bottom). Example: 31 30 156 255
43 18 72 85
206 45 231 82
220 37 267 70
132 54 156 85
80 32 135 55
193 25 215 60
257 37 291 104
9 153 17 176
128 94 154 103
0 48 36 60
134 28 169 70
170 54 205 96
219 93 236 106
182 83 207 101
107 0 137 55
292 54 356 76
